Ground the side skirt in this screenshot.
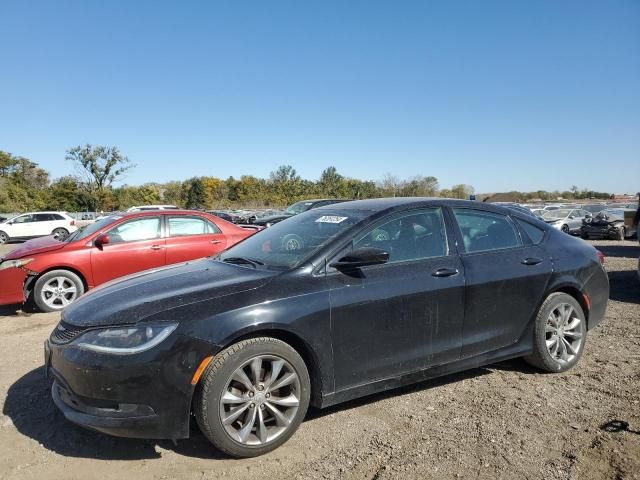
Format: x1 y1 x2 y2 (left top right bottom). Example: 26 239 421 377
320 342 532 408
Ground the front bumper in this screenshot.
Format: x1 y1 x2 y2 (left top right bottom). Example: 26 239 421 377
47 332 216 440
51 377 162 438
0 267 27 305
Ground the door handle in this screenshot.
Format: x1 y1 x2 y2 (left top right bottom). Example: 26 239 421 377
150 245 164 250
210 240 223 244
432 267 459 278
521 257 542 266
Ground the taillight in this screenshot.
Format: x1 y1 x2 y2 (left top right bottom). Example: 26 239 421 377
70 220 75 226
596 250 605 265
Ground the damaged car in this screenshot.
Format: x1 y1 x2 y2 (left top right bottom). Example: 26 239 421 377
0 210 255 311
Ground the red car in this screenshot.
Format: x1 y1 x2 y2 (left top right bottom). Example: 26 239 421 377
0 210 256 312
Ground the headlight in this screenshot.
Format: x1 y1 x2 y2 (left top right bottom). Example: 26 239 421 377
75 323 178 355
0 258 34 271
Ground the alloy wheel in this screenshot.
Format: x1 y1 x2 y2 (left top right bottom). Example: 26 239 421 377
219 355 301 446
545 303 583 364
52 229 68 240
0 232 7 244
41 276 78 309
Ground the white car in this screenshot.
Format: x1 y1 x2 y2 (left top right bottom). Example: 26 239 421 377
0 212 77 244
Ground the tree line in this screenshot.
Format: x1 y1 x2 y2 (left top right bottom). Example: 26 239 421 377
0 146 611 213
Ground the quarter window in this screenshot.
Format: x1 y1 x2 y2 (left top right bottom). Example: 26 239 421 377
515 218 545 244
353 208 447 263
107 217 161 244
453 209 520 253
168 216 220 236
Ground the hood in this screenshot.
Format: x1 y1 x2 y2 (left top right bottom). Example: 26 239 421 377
62 258 277 327
3 235 66 260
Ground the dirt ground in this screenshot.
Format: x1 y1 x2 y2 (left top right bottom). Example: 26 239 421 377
0 240 638 480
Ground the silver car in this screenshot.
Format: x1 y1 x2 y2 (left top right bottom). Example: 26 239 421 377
542 208 591 234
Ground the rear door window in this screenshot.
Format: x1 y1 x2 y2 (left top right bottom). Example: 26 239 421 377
453 209 521 253
167 216 220 236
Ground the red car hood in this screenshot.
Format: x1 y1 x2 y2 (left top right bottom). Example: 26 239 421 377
3 236 66 260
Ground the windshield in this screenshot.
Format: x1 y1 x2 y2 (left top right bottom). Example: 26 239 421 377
218 208 370 269
542 209 571 220
284 201 316 215
604 209 625 219
66 216 122 242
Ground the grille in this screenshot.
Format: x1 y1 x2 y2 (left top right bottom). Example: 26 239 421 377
50 321 88 345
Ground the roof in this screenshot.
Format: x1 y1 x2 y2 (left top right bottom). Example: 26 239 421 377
314 197 495 212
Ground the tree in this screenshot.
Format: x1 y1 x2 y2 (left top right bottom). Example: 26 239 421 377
66 145 134 209
184 177 207 209
318 166 344 197
269 165 302 203
450 184 475 199
379 173 403 197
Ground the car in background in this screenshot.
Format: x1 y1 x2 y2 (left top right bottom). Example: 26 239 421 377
0 215 7 223
580 210 628 240
580 204 608 215
45 198 609 457
541 208 591 234
601 208 637 238
127 205 179 212
494 203 537 218
531 209 546 218
0 212 77 244
208 210 239 223
252 199 348 227
0 210 255 312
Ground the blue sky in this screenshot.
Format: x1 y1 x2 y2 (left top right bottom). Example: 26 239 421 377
1 0 638 193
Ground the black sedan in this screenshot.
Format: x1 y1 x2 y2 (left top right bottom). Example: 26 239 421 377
46 198 609 458
252 198 347 226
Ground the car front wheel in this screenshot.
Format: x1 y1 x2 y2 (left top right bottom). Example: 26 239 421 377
194 337 311 458
525 292 586 373
0 231 8 244
33 270 85 312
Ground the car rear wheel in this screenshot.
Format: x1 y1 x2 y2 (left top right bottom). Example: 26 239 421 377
524 293 586 373
194 337 310 458
561 224 569 234
33 270 85 312
0 231 8 244
52 228 69 241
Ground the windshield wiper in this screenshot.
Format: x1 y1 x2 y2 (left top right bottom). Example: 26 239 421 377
222 257 265 268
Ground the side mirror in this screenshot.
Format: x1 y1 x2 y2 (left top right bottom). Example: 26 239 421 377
330 247 390 270
94 234 110 250
569 215 574 219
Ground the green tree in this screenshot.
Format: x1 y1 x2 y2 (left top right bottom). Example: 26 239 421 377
66 145 135 210
184 177 207 209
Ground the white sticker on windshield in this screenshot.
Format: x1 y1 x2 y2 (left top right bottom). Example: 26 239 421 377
315 215 348 224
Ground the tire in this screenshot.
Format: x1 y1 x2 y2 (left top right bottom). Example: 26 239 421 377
561 224 569 234
524 293 587 373
0 231 8 244
194 337 311 458
33 269 85 312
52 228 69 241
611 227 624 241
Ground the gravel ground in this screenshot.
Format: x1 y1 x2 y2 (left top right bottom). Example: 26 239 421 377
0 240 638 480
